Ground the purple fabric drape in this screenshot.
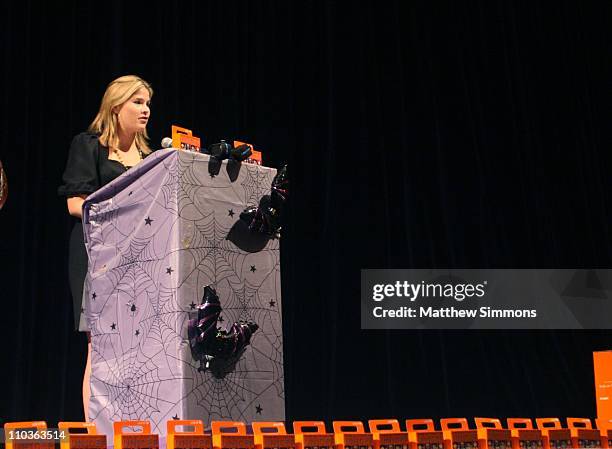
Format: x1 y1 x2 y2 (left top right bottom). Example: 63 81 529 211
83 150 284 436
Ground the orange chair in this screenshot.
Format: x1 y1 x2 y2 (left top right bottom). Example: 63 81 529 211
293 421 335 449
113 420 159 449
506 418 544 449
167 420 211 449
534 418 571 449
405 419 444 449
211 421 254 449
332 421 375 449
252 422 296 449
58 422 106 449
4 421 53 449
474 418 511 449
597 418 612 431
368 419 408 449
596 419 612 449
567 418 604 448
440 418 479 449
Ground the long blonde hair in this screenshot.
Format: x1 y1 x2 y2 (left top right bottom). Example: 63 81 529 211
89 75 153 154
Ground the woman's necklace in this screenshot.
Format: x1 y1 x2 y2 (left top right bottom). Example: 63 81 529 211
113 147 144 170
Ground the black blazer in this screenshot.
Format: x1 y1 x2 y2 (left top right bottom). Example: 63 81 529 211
58 132 130 197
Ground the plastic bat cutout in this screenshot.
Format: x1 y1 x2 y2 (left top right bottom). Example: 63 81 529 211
188 285 258 372
240 164 288 238
207 140 252 162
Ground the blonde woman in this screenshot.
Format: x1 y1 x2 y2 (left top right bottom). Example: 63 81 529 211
58 75 153 420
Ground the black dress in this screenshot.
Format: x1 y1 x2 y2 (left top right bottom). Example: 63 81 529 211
58 132 133 330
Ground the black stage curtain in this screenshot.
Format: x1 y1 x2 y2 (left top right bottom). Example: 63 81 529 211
0 0 610 425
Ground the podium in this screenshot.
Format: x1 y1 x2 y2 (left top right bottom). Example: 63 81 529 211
82 150 285 436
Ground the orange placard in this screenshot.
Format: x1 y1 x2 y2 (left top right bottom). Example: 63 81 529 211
172 125 202 152
595 351 612 420
234 140 262 165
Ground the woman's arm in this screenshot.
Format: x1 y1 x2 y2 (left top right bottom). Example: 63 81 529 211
58 133 100 210
67 195 87 218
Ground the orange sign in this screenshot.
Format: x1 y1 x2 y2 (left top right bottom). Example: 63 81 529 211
171 125 201 152
234 140 262 165
594 351 612 421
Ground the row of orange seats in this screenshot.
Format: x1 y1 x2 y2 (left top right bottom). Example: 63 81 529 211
4 417 612 449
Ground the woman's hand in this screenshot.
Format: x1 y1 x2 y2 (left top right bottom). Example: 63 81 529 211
67 195 87 218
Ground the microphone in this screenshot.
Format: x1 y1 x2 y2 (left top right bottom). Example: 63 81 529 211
161 137 173 149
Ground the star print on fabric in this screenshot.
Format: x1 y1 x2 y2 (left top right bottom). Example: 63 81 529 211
250 265 256 272
269 300 276 307
218 316 224 323
92 292 97 300
166 267 173 274
256 404 263 414
135 330 140 336
190 302 196 310
128 191 133 196
172 415 179 420
130 304 137 312
228 209 235 217
144 216 153 225
111 323 116 330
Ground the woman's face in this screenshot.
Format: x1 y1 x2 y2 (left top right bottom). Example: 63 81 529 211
116 87 151 134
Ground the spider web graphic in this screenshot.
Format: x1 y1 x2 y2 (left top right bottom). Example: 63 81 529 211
224 276 284 392
223 279 265 323
241 164 275 206
174 155 226 220
88 233 163 336
177 152 272 210
89 237 158 329
101 234 160 287
180 212 249 287
227 264 283 335
88 202 181 432
139 287 186 350
91 341 171 423
86 201 123 276
182 272 284 419
86 151 285 435
175 153 283 421
87 200 147 255
158 159 181 214
186 349 273 421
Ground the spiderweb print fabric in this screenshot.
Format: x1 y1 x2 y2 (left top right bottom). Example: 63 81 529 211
83 150 284 436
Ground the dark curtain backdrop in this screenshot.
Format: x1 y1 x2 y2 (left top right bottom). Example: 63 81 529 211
0 0 610 426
